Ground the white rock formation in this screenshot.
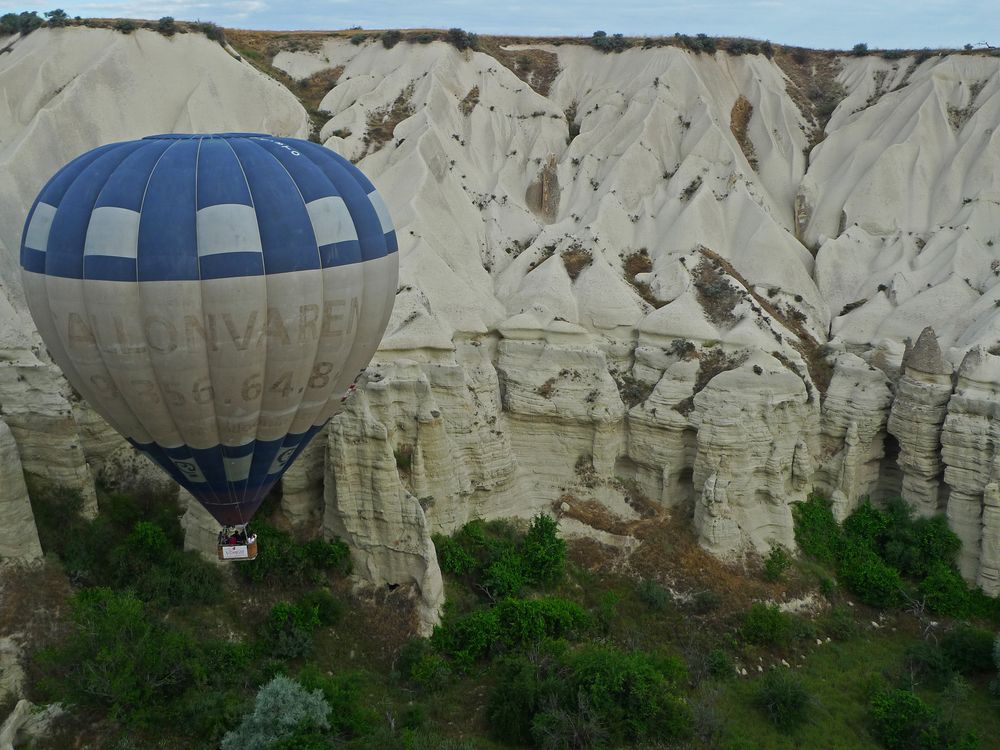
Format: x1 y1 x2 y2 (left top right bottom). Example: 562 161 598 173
941 348 1000 581
691 351 818 556
980 479 1000 596
325 383 444 634
815 352 893 520
887 327 953 516
0 420 41 561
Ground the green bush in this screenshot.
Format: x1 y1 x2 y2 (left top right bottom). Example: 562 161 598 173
843 500 890 549
992 635 1000 696
870 689 933 749
431 607 501 668
381 29 402 48
706 648 734 678
637 579 672 611
531 694 608 749
431 596 586 668
869 688 979 750
239 523 350 586
838 538 903 607
350 32 367 45
0 11 43 35
920 562 971 617
433 515 567 599
37 588 195 726
940 627 996 676
303 537 352 575
408 652 453 690
820 605 858 641
399 637 454 688
906 641 956 690
488 654 549 744
297 589 343 626
590 30 631 53
221 675 330 750
192 20 225 43
298 666 378 738
562 645 691 744
742 603 793 646
44 9 69 27
494 596 589 647
880 501 961 578
763 545 793 581
266 601 322 659
156 16 176 35
490 642 689 747
792 494 841 564
755 670 811 730
445 27 477 51
434 533 478 575
483 546 529 598
521 514 567 586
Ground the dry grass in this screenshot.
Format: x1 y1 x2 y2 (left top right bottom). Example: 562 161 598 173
561 246 593 280
673 347 749 416
475 39 561 96
556 490 790 621
693 257 745 328
697 247 832 398
730 95 758 170
772 47 847 154
623 249 666 308
363 84 415 154
459 85 480 115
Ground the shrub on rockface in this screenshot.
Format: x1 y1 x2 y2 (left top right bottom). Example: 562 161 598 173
591 30 630 53
792 493 841 565
446 27 477 51
433 514 566 599
838 538 904 608
380 29 402 48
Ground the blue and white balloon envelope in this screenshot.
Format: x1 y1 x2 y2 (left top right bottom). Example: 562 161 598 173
20 133 398 525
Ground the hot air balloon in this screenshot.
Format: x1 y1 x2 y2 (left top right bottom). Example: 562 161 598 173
19 133 398 559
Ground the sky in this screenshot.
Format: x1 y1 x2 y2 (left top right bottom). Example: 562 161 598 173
17 0 997 50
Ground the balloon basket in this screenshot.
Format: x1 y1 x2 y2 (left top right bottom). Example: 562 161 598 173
218 536 258 562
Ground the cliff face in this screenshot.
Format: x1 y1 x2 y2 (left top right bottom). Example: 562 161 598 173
3 28 1000 605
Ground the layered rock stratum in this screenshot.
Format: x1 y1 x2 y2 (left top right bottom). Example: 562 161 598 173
3 27 1000 614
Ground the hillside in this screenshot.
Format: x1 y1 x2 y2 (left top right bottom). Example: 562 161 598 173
1 22 1000 645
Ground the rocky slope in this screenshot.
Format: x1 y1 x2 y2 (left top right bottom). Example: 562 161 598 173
3 27 1000 612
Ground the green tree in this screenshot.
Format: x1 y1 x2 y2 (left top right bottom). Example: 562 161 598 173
44 9 69 26
221 675 330 750
157 16 176 35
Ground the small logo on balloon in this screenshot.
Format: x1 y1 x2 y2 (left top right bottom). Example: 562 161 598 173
175 460 201 480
